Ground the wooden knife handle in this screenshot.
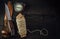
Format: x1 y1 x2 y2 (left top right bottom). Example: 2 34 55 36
8 20 15 35
8 20 14 28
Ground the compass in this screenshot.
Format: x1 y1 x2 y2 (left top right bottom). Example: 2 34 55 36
14 3 23 12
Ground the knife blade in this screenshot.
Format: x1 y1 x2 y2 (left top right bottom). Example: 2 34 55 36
5 3 12 20
5 3 15 36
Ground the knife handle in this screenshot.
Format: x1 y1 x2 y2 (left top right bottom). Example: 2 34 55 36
8 20 15 36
